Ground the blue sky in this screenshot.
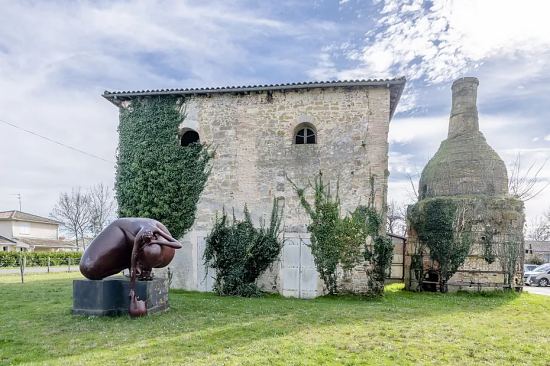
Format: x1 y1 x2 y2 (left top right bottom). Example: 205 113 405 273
0 0 549 231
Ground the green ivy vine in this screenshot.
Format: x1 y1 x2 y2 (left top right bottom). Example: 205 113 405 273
481 226 496 264
204 200 284 297
407 198 473 292
289 172 392 296
115 96 211 238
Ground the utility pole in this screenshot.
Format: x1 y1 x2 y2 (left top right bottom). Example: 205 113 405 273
11 193 22 211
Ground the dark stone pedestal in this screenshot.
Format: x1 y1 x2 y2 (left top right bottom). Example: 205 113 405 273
72 276 169 316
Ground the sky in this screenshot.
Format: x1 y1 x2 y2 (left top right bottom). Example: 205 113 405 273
0 0 549 231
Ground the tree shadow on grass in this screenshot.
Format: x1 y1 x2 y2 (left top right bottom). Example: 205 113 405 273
0 277 536 365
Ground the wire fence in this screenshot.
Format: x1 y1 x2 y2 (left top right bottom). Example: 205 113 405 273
0 252 82 283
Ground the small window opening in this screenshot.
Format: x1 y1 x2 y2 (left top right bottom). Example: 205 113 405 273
181 130 200 147
295 127 316 144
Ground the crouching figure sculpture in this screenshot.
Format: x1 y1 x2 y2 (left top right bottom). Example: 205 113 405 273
80 218 181 317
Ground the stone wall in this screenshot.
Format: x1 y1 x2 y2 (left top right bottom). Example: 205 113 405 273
167 86 392 294
404 192 525 291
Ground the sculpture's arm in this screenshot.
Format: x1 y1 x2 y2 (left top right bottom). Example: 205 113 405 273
150 225 182 249
130 228 146 288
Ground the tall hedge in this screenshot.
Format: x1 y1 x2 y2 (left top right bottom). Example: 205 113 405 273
115 96 211 238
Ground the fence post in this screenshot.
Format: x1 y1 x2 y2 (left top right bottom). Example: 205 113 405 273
47 256 50 273
19 253 26 284
68 256 71 272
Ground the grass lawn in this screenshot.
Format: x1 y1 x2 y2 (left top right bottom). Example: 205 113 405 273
0 273 549 365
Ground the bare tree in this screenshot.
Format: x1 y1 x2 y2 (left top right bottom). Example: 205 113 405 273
406 172 420 201
508 153 549 201
526 212 550 241
50 187 91 251
387 200 407 236
88 183 116 236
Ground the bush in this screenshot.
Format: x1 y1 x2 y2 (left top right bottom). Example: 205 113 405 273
407 198 473 292
526 254 545 265
289 173 392 296
0 252 82 267
204 200 283 297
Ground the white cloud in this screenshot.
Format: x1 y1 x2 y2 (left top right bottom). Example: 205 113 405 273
310 0 550 113
0 0 316 217
545 135 550 142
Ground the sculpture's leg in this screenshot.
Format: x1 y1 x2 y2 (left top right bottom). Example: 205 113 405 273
128 229 147 317
138 266 153 281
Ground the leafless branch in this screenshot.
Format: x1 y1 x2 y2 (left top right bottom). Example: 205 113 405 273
50 187 92 250
508 153 549 201
88 183 116 236
386 199 407 236
406 173 420 202
526 215 550 241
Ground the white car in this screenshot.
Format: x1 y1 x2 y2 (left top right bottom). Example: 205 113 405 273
524 263 550 286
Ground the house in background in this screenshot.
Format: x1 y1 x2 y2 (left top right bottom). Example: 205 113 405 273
525 240 550 263
0 234 26 252
0 210 78 252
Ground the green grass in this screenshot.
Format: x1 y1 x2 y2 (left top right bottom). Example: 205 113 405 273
0 273 549 365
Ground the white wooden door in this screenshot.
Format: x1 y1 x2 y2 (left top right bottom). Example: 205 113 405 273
281 235 319 299
196 236 215 292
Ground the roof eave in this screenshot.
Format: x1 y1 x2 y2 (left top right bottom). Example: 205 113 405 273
102 78 407 111
0 217 61 225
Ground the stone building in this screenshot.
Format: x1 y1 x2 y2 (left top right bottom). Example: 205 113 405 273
404 77 525 291
104 78 406 297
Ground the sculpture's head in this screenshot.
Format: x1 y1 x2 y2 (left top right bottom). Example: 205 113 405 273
142 230 155 244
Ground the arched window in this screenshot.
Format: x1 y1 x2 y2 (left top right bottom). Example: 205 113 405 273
180 129 200 147
294 124 316 144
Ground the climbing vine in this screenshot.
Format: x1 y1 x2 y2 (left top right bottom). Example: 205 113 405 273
496 234 523 289
115 96 211 238
289 172 392 296
204 199 284 297
481 226 496 264
408 198 473 292
362 207 394 296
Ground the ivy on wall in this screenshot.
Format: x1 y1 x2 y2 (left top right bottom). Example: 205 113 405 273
407 198 473 292
204 200 283 297
408 195 524 291
115 96 211 238
289 172 393 296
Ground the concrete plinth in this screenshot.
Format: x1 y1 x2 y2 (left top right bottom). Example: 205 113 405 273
72 276 169 316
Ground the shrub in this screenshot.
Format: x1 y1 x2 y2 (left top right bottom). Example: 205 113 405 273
204 200 283 297
0 252 82 267
526 254 545 265
289 173 392 296
407 198 473 292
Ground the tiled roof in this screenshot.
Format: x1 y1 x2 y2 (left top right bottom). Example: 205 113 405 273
526 240 550 252
103 77 406 119
0 235 16 244
0 210 61 225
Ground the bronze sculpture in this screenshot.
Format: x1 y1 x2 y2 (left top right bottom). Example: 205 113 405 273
80 218 181 317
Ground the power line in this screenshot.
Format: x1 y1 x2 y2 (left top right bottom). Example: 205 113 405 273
0 118 115 164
